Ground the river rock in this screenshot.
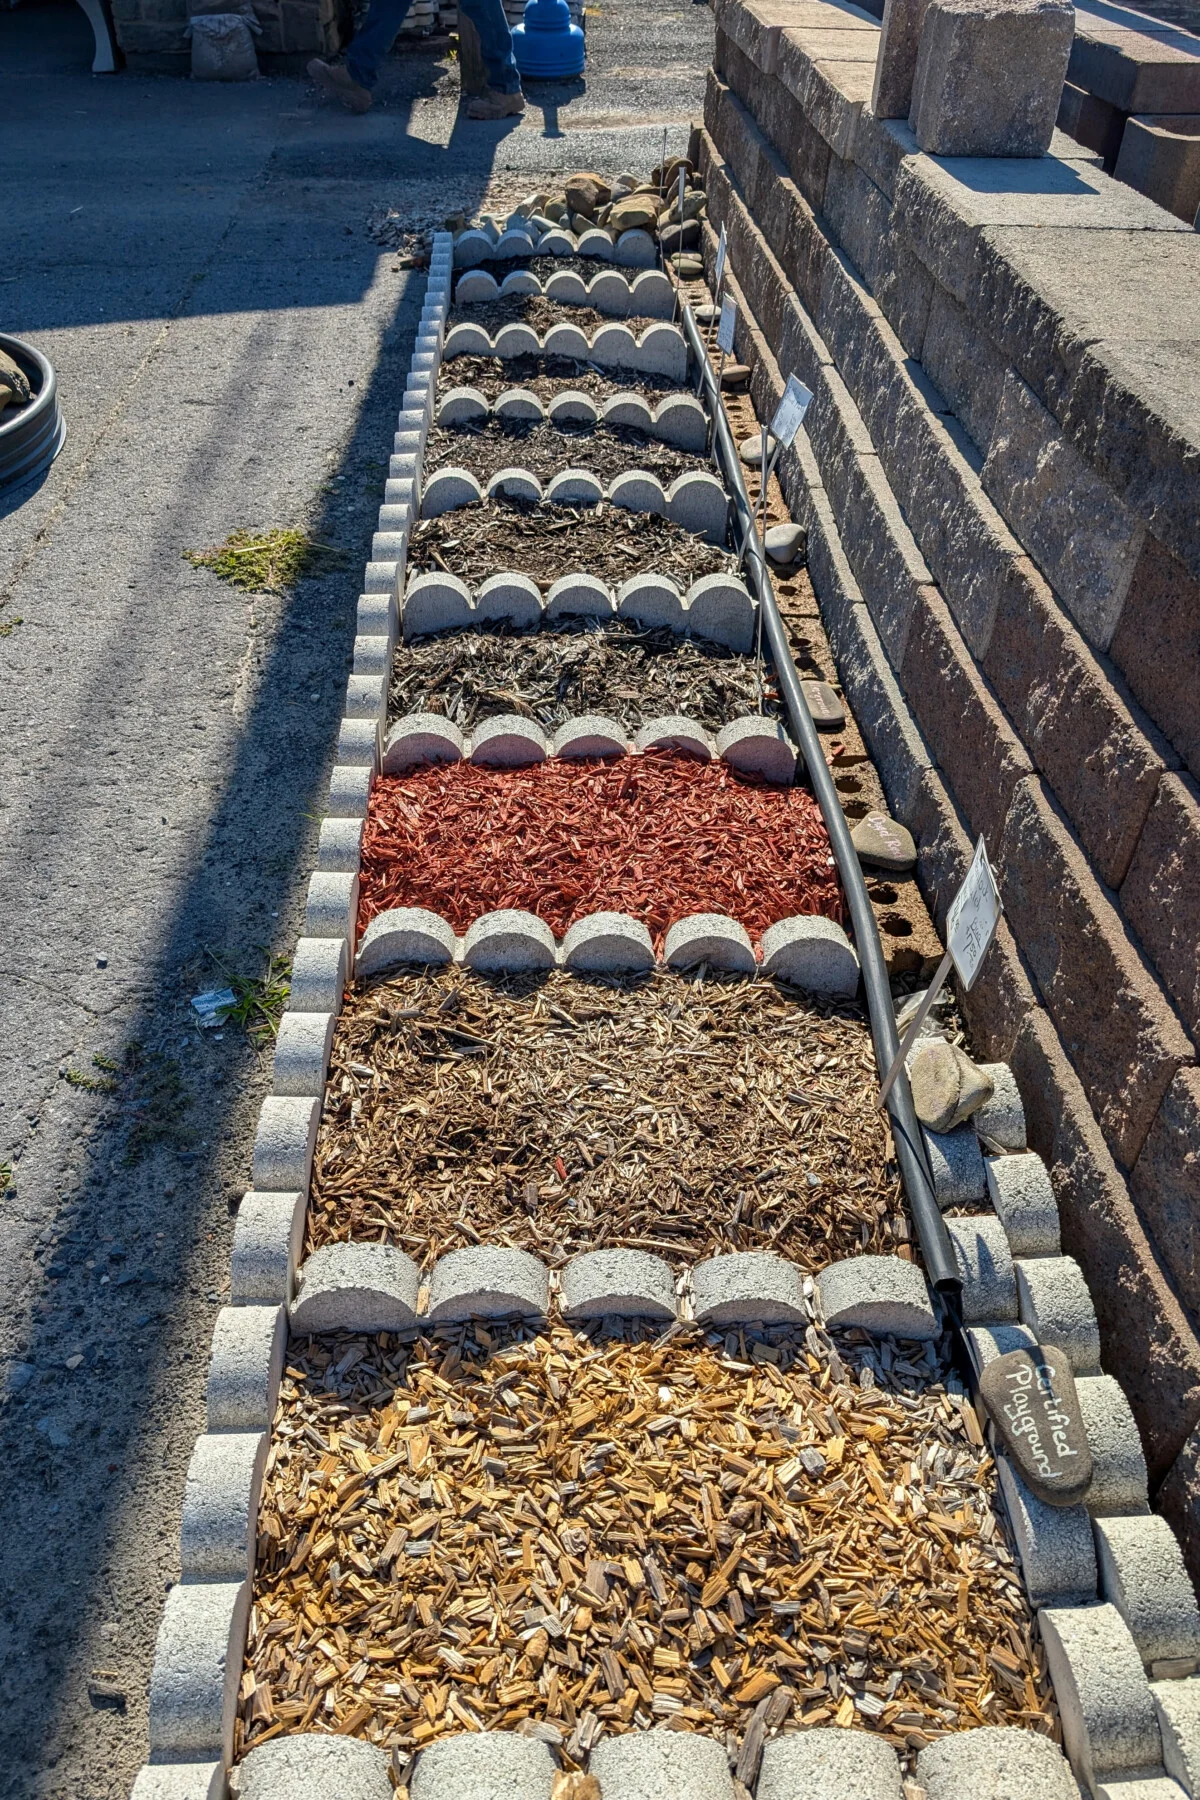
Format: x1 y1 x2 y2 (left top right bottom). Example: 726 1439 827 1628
908 1037 962 1133
851 811 917 872
739 432 778 468
765 522 806 565
951 1046 994 1126
660 220 701 256
671 253 704 279
979 1345 1093 1506
565 172 610 217
0 349 31 410
610 193 660 232
720 362 752 390
802 680 844 729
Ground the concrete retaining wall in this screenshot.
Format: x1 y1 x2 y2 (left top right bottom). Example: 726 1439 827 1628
698 0 1200 1575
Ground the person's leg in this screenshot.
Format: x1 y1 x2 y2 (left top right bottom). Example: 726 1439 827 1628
458 0 522 93
344 0 415 86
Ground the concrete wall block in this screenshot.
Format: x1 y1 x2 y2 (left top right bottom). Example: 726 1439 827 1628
560 1249 677 1321
1078 1374 1151 1518
181 1431 267 1584
635 716 714 760
996 777 1192 1171
238 1734 392 1800
909 0 1073 157
587 1726 735 1800
759 915 860 997
270 1011 335 1098
205 1305 286 1433
667 470 730 542
304 871 359 950
778 31 872 162
945 1213 1018 1321
1039 1603 1162 1791
425 1247 550 1323
546 574 613 619
1109 536 1200 783
382 712 466 773
920 279 1008 456
1017 1255 1103 1375
617 573 686 632
285 937 346 1016
470 714 549 768
917 1727 1078 1800
290 1242 421 1333
412 1730 556 1800
663 913 756 974
758 1728 902 1800
693 1251 808 1326
474 571 543 627
986 1151 1061 1257
230 1190 306 1307
1153 1680 1200 1796
1121 777 1200 1043
815 589 933 823
553 716 628 760
1131 1070 1200 1323
1096 1515 1200 1672
250 1095 320 1194
148 1579 249 1764
997 1454 1098 1608
817 1253 939 1338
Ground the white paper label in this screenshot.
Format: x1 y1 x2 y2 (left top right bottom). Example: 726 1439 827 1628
770 374 814 447
717 296 737 355
677 165 686 219
715 225 727 289
947 835 1003 990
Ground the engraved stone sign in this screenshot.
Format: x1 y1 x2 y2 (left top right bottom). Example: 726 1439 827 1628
978 1345 1093 1508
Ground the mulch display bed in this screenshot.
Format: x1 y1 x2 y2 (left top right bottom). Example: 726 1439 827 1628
449 294 664 340
425 420 706 489
357 753 842 944
240 1321 1056 1767
408 501 735 590
388 618 783 737
307 967 900 1270
439 356 683 406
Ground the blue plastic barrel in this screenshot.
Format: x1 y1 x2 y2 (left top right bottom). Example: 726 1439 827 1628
512 0 586 78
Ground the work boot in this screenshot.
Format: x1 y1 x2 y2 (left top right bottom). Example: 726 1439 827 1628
466 87 526 119
307 58 373 113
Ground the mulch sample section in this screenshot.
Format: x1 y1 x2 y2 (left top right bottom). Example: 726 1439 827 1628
307 967 901 1269
439 356 682 406
425 420 706 488
357 753 842 943
450 294 664 339
240 1321 1057 1767
388 618 784 736
408 500 735 589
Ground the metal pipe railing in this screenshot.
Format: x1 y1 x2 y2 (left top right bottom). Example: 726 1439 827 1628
682 304 962 1309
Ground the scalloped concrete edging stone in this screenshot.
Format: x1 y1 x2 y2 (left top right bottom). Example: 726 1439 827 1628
817 1253 939 1339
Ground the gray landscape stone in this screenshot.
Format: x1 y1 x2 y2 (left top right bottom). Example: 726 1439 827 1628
917 1726 1078 1800
545 573 613 618
851 811 917 872
421 467 483 517
547 389 599 427
271 1011 335 1098
560 1249 677 1320
487 467 543 504
817 1253 939 1338
667 470 730 541
617 572 686 631
474 572 543 627
426 1247 550 1323
463 911 557 972
716 715 797 782
239 1734 393 1800
986 1152 1061 1256
327 763 373 820
130 1768 222 1800
230 1190 306 1306
291 1242 421 1333
1039 1603 1162 1790
609 470 669 516
205 1305 286 1433
686 572 756 651
494 388 544 424
382 712 466 773
148 1580 248 1764
945 1214 1019 1322
663 913 756 972
758 1728 902 1800
304 871 358 947
923 1121 987 1206
760 916 861 996
1096 1515 1200 1671
553 716 628 759
1077 1375 1152 1517
1153 1679 1200 1795
1017 1256 1103 1374
975 1061 1028 1150
561 912 655 972
181 1431 266 1583
251 1095 320 1194
356 907 458 975
693 1251 808 1326
403 572 474 636
413 1730 556 1800
652 394 708 450
996 1454 1099 1606
634 714 713 760
285 937 346 1015
588 1726 734 1800
909 0 1074 156
470 714 549 767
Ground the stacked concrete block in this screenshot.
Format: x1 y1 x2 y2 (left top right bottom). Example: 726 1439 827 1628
996 1454 1099 1606
1095 1514 1200 1673
1039 1603 1163 1792
817 1252 939 1337
909 0 1075 157
758 1728 903 1799
588 1729 735 1800
290 1242 421 1333
412 1731 556 1800
917 1728 1079 1800
238 1735 393 1799
147 1580 250 1767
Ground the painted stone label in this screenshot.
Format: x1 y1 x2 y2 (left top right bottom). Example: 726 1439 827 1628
979 1345 1093 1508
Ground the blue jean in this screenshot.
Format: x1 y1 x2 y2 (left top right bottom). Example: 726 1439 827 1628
346 0 521 92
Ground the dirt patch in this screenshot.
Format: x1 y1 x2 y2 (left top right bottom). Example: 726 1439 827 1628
388 617 781 736
408 499 735 589
450 293 664 340
440 355 684 405
425 419 706 488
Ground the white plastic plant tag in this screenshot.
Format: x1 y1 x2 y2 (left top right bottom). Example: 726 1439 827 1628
947 835 1003 990
717 296 737 354
714 225 727 290
770 374 814 447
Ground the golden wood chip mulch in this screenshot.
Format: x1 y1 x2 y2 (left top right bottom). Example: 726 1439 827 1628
307 968 904 1268
239 1321 1057 1774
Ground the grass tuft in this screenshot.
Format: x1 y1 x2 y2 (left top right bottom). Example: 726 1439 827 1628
207 951 292 1048
183 527 346 594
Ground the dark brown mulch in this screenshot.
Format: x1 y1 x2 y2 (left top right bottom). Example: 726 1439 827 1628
456 253 649 289
425 418 707 487
449 292 664 339
388 615 782 734
407 497 735 588
439 353 684 404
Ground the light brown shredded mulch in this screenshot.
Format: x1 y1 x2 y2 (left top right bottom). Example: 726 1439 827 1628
425 419 705 488
407 500 735 589
440 355 683 405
